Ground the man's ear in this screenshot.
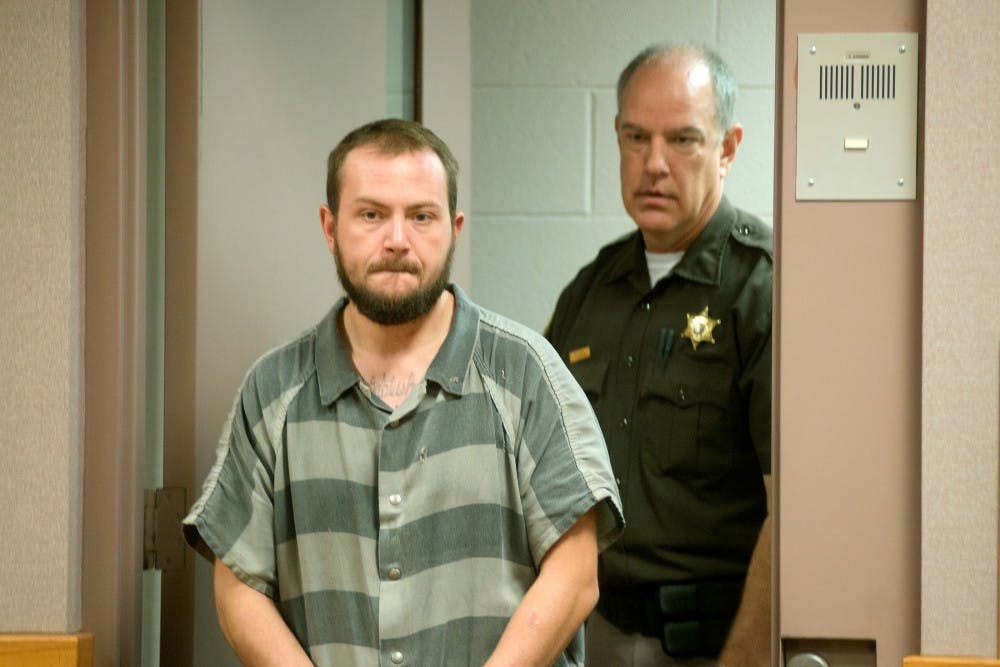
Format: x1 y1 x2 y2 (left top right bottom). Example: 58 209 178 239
719 123 743 176
319 204 337 254
452 211 466 238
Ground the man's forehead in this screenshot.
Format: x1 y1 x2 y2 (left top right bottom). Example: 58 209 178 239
684 60 712 90
341 146 446 182
620 60 715 124
339 146 448 205
627 56 711 98
345 144 438 165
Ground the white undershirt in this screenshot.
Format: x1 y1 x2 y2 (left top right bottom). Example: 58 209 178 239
645 250 685 286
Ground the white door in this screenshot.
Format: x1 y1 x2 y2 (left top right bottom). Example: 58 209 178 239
195 3 391 664
153 2 399 664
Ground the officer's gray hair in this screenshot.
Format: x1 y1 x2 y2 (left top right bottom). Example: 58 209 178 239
616 44 738 136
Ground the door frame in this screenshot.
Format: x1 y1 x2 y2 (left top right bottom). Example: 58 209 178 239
82 1 147 665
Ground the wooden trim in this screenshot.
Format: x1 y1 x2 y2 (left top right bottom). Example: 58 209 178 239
83 0 145 664
161 1 198 664
0 634 94 667
904 658 1000 667
772 3 784 662
413 0 423 121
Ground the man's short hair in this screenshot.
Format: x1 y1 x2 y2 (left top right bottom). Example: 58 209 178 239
326 118 459 221
616 44 738 135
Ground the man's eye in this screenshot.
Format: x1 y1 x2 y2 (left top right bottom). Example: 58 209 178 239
622 131 647 149
361 210 379 220
674 134 701 147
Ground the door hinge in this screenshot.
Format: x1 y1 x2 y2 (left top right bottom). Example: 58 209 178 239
143 487 187 571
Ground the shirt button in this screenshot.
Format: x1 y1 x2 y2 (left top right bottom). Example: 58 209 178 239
679 388 687 402
390 651 404 664
388 567 401 580
642 302 652 311
388 420 399 429
625 355 635 368
389 494 402 505
619 417 629 428
615 477 621 486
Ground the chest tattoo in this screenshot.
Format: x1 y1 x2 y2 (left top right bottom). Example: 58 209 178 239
367 372 421 400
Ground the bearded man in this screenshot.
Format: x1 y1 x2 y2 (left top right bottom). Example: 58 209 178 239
183 119 623 667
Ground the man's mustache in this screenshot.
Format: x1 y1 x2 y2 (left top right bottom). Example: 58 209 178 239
366 259 420 275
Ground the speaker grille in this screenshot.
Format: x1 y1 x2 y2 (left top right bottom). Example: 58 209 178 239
819 64 897 100
860 64 896 100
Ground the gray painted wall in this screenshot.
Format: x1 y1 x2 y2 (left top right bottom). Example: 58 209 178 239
469 0 775 331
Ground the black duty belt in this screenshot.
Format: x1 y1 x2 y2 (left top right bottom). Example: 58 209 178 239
596 578 745 658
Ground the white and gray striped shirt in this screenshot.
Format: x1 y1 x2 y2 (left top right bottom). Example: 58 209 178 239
183 285 623 666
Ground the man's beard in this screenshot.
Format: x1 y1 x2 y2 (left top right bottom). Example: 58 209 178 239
334 242 455 326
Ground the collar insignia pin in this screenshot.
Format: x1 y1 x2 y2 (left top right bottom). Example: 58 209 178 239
681 307 721 350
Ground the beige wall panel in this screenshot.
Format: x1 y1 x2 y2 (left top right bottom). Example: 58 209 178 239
921 0 1000 656
0 0 85 632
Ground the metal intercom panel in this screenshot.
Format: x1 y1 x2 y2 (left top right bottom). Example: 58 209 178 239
796 33 918 200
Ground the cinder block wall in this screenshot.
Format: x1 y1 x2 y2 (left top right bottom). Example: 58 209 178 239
469 0 776 331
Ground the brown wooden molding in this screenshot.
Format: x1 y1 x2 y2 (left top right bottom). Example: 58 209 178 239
904 657 1000 667
0 634 93 667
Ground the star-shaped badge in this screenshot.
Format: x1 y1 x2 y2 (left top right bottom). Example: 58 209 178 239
681 307 721 350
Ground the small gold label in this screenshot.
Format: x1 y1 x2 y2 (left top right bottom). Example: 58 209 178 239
681 307 721 350
568 346 591 364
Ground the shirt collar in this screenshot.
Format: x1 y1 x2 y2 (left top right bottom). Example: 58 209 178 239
672 195 736 287
314 284 478 406
315 298 357 406
424 285 478 397
604 195 737 291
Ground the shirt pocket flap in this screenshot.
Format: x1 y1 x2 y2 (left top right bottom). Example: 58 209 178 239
642 363 732 409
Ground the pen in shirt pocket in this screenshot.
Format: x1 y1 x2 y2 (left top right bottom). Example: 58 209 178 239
658 328 675 369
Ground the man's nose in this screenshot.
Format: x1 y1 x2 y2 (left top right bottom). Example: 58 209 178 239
644 138 670 177
384 215 410 251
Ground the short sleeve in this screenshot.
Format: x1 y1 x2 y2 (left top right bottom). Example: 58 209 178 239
182 372 280 597
512 337 625 565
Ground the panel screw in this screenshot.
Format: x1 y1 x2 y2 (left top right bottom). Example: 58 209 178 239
808 178 815 186
810 46 817 54
899 45 907 53
897 178 905 186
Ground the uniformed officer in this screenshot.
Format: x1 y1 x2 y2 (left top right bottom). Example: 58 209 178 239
546 45 772 667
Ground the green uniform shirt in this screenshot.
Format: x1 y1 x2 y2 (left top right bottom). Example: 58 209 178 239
184 286 624 666
546 196 771 586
